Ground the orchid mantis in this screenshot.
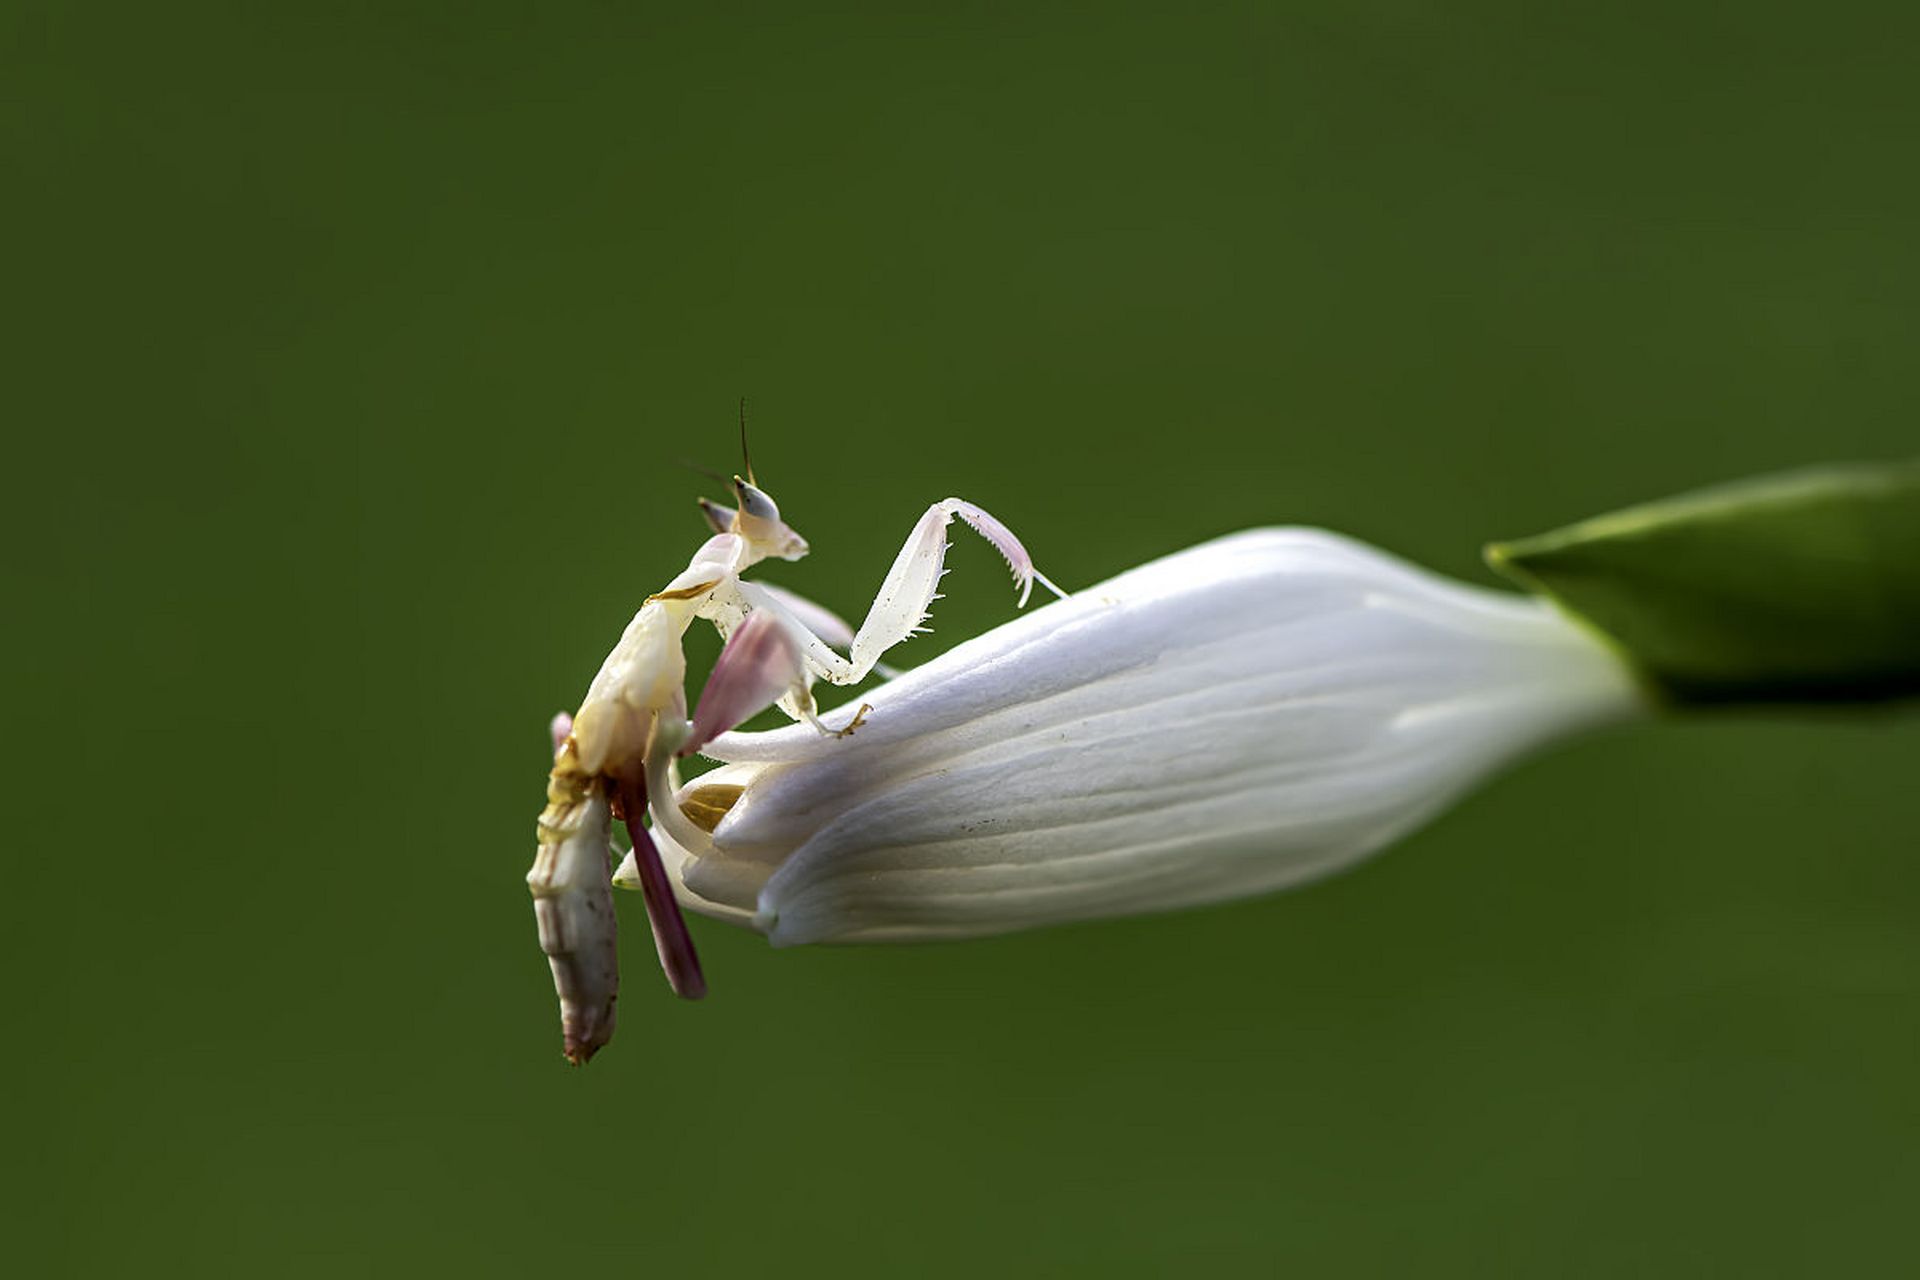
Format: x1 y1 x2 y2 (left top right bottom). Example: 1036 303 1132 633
527 450 1064 1063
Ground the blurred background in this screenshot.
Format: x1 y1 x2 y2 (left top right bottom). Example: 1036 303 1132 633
12 2 1919 1274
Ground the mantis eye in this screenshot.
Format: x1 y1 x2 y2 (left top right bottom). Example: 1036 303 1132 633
732 476 780 522
698 498 735 535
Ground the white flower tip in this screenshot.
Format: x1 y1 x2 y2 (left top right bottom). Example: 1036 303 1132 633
750 902 782 943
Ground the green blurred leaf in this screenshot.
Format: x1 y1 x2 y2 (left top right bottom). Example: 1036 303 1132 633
1486 461 1920 706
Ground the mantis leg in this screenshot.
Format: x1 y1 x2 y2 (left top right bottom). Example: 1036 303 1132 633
842 498 1064 683
704 584 863 737
751 582 855 650
608 763 705 1001
683 503 1061 745
683 609 809 755
752 581 905 680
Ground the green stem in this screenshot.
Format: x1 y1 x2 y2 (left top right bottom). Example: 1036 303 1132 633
1485 460 1920 707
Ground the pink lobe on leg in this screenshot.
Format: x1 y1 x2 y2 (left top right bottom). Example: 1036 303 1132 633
683 610 805 757
550 711 573 756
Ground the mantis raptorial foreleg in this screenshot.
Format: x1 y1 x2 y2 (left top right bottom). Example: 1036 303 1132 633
695 500 1066 743
845 499 1065 681
751 582 855 651
752 583 907 681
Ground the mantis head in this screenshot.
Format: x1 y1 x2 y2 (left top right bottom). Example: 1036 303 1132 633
698 476 810 564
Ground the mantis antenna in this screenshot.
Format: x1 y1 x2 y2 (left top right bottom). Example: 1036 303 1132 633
738 397 756 485
678 458 729 486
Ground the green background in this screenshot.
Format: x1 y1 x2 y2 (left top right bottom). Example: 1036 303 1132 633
14 2 1920 1274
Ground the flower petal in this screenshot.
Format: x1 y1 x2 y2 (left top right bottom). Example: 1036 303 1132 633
678 530 1642 945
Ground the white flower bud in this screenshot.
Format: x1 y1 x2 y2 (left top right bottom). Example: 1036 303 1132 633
643 529 1644 947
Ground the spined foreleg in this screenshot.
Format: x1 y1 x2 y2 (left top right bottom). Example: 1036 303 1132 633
842 498 1063 682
